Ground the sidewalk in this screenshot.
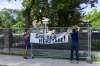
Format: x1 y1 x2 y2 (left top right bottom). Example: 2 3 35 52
0 55 100 66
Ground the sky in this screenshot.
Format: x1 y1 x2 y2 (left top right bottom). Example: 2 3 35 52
0 0 100 13
81 0 100 14
0 0 23 10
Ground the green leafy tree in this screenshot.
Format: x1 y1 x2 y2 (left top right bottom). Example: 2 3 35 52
7 0 98 27
0 9 15 28
23 0 98 27
22 0 49 28
11 10 25 29
0 8 25 29
49 0 98 27
49 0 81 27
84 9 100 28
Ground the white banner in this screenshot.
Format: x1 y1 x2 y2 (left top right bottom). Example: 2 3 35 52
30 32 69 44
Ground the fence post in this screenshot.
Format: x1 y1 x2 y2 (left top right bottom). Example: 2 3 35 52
3 28 13 53
87 27 92 63
30 43 33 58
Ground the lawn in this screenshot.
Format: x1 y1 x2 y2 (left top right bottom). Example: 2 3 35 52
0 64 7 66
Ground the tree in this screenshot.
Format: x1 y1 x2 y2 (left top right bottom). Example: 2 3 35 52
49 0 80 27
23 0 49 28
8 0 98 27
0 9 15 28
49 0 99 27
11 10 25 29
24 0 98 27
0 8 25 29
84 9 100 28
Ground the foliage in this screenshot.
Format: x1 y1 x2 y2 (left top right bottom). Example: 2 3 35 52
11 10 25 29
22 0 49 28
2 0 98 28
22 0 97 27
0 65 7 66
84 9 100 28
49 0 81 27
0 9 15 28
94 55 100 61
22 0 35 28
0 8 25 29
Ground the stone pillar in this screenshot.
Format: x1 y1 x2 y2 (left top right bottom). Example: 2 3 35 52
3 29 13 52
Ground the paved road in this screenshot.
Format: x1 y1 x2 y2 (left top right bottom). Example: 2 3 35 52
0 55 100 66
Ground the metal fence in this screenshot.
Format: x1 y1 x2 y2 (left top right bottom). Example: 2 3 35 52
0 27 93 61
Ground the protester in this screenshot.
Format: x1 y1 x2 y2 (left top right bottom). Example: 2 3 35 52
23 29 30 59
70 28 79 63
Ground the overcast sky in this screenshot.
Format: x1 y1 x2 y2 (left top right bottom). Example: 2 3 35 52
0 0 100 13
0 0 23 10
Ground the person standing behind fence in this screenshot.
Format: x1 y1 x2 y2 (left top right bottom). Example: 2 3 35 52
70 28 79 63
23 30 30 58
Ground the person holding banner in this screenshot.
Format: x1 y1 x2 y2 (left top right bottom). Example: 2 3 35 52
70 28 79 63
23 30 30 59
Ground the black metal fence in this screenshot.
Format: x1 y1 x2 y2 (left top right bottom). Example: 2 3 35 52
0 27 99 60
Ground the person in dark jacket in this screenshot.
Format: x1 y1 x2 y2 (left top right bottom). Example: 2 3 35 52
70 28 79 63
24 30 30 58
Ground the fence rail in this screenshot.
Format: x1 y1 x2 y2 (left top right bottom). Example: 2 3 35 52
0 27 99 61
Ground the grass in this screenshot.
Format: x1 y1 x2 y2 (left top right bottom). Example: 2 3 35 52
94 55 100 61
0 52 24 56
0 64 8 66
